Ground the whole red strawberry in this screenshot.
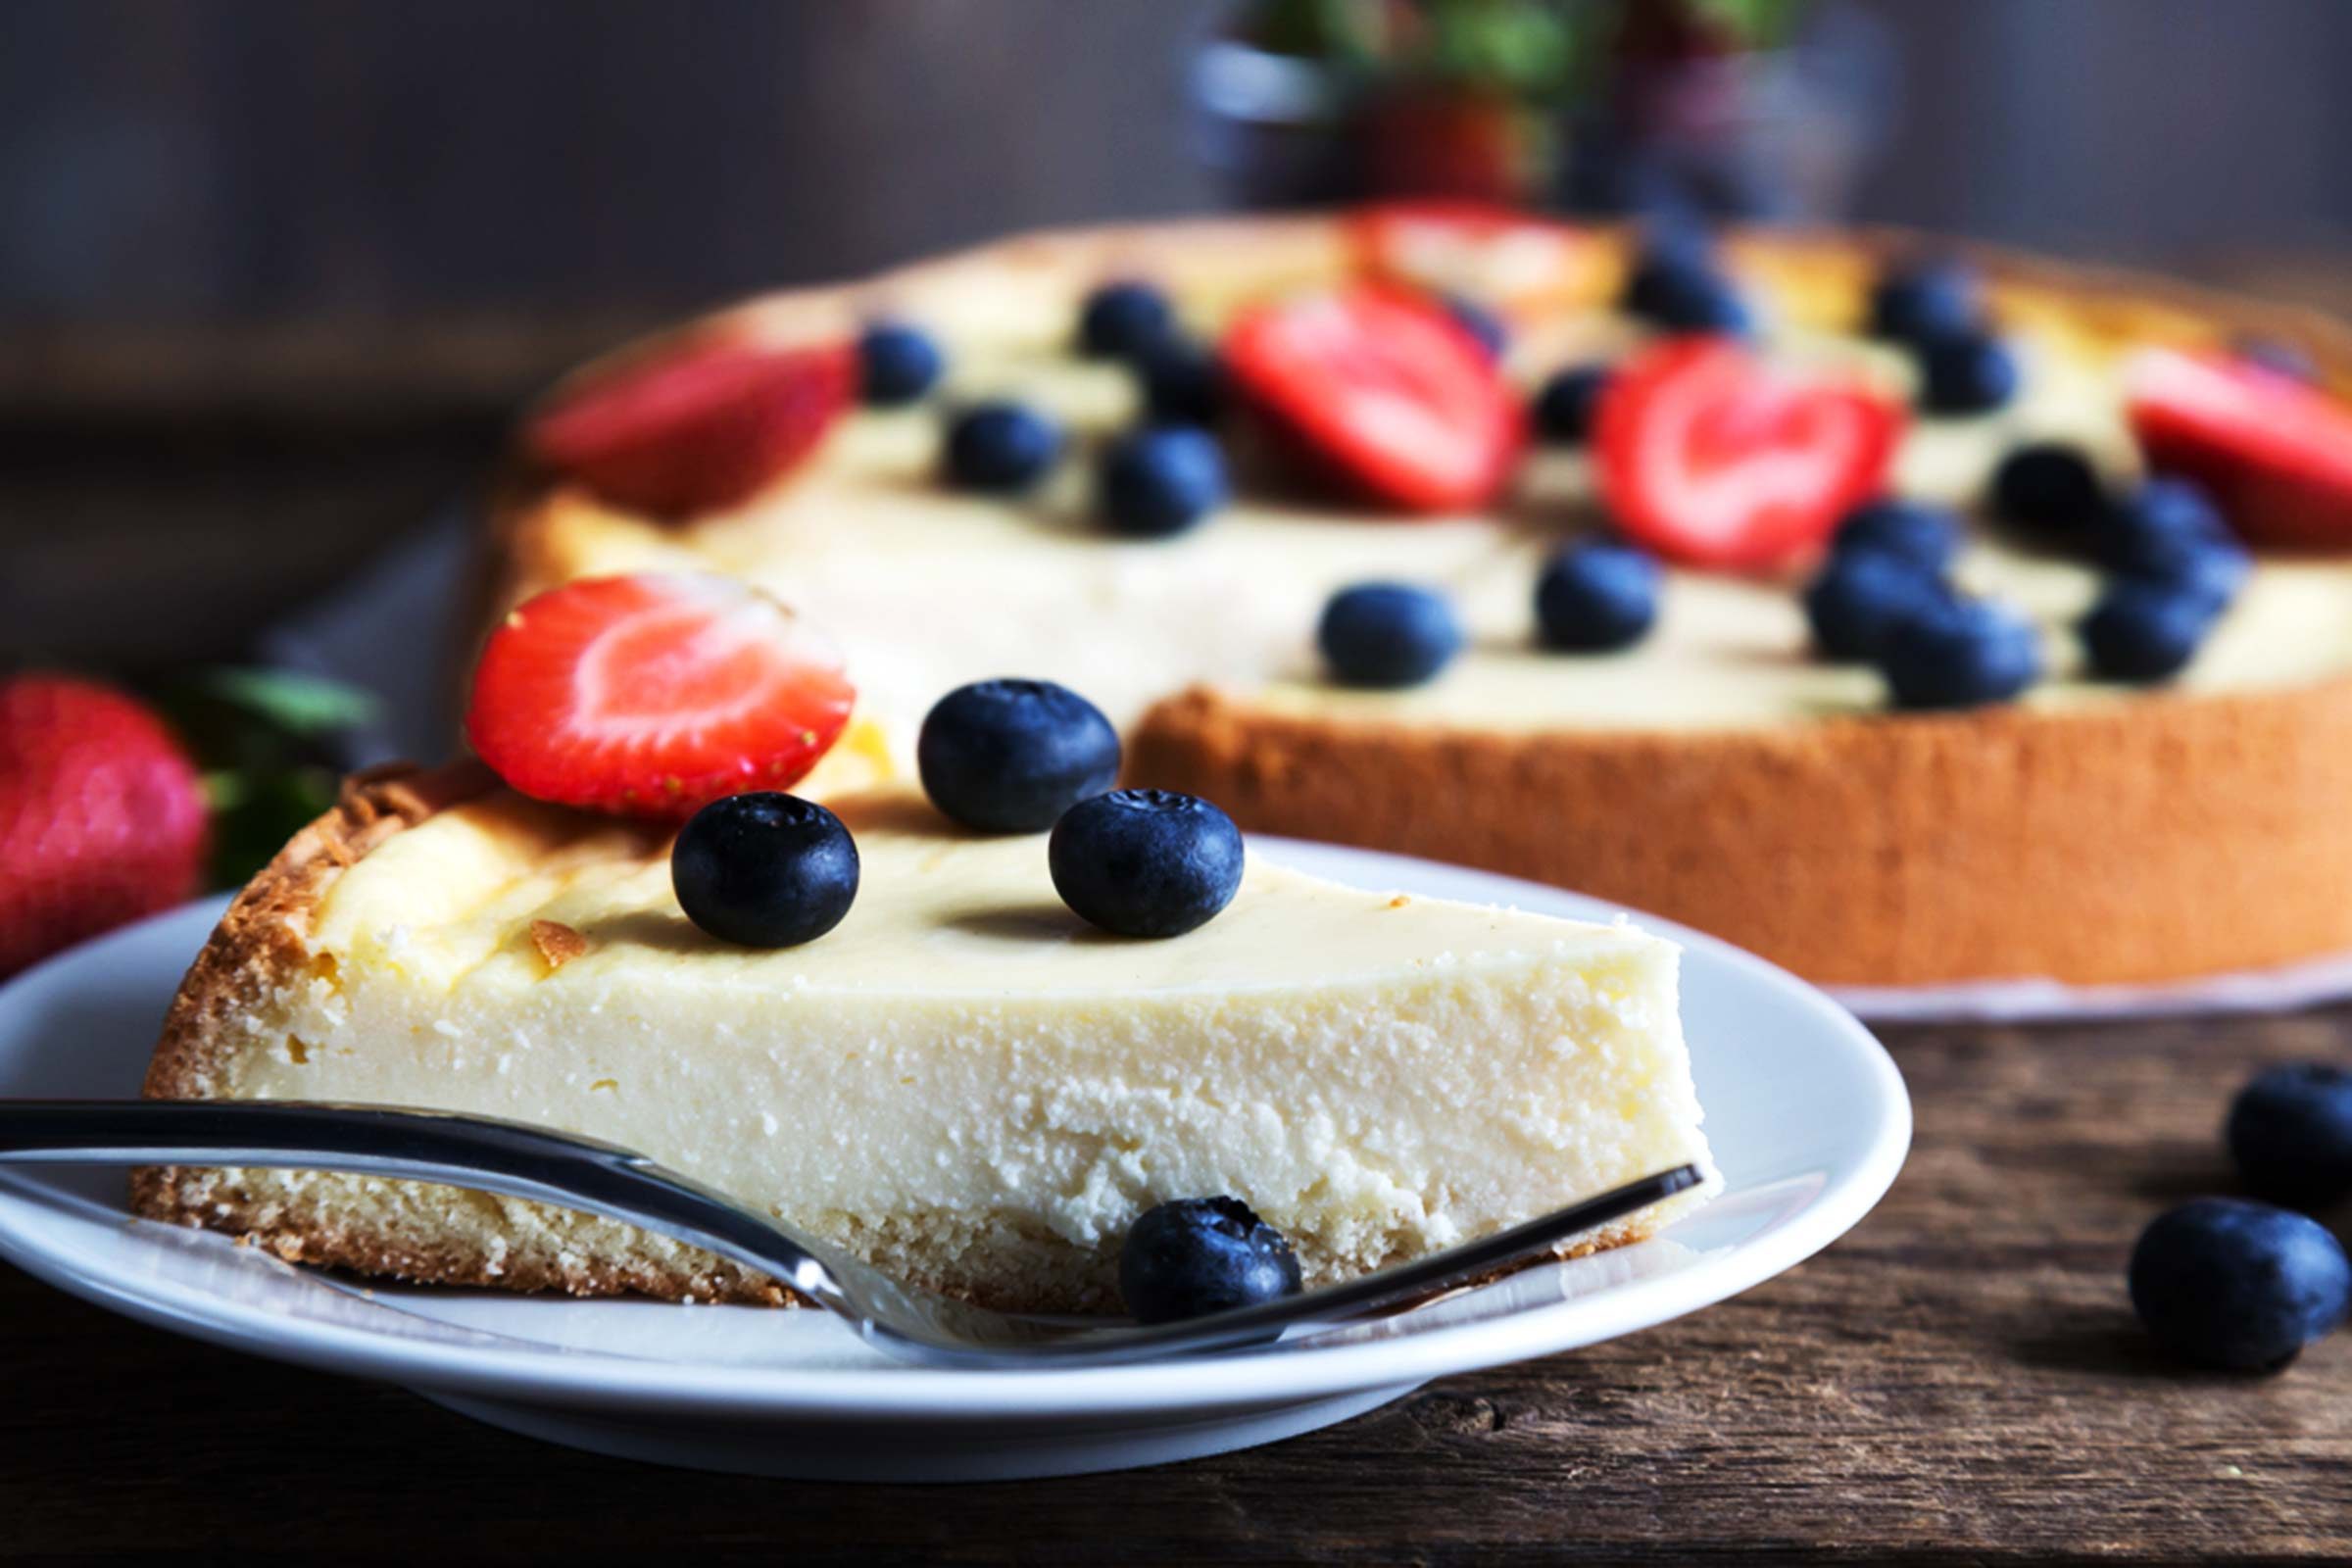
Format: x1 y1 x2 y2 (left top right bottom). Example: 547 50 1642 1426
0 675 210 976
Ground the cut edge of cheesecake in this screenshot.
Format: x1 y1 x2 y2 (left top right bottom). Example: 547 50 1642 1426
132 763 1714 1312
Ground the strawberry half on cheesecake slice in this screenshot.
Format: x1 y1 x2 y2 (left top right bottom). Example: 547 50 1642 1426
133 571 1713 1313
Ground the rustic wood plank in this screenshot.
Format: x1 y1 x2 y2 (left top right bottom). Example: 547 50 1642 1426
5 1007 2348 1562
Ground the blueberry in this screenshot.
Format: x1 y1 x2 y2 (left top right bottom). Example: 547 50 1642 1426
1137 340 1224 427
2098 478 2250 610
946 402 1062 493
1049 788 1245 939
1918 331 2019 415
1317 583 1464 689
1867 260 1984 347
1833 498 1962 574
1119 1196 1302 1324
1624 254 1751 335
1536 542 1661 652
1099 426 1228 538
671 793 858 949
1877 596 2042 710
2080 579 2217 683
1990 442 2106 537
857 320 943 407
1445 295 1509 361
2228 1062 2352 1209
1079 281 1175 361
1533 365 1612 446
2129 1198 2351 1370
2239 336 2321 385
1633 212 1716 274
1805 550 1951 662
916 679 1120 834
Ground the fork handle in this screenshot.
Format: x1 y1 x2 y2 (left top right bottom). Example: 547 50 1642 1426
0 1099 852 1309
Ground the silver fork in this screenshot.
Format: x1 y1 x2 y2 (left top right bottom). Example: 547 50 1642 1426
0 1099 1700 1369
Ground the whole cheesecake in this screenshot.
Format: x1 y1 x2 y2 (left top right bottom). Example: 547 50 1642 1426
489 212 2352 987
134 765 1711 1310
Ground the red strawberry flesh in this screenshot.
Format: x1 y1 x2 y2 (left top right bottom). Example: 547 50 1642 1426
1595 338 1902 569
466 573 855 818
526 337 852 519
2128 347 2352 549
1222 285 1521 513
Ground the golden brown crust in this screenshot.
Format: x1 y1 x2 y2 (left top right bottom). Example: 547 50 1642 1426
485 210 2352 988
1131 679 2352 987
129 760 793 1308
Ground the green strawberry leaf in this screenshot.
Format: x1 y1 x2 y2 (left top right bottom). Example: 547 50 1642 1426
188 667 382 738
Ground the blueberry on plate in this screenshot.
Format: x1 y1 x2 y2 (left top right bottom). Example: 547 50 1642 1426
2129 1197 2352 1370
2080 578 2217 683
1533 365 1612 446
1079 280 1175 362
1445 294 1509 361
1137 339 1224 427
1624 254 1751 335
1990 442 2106 537
1805 550 1951 663
2098 478 2251 610
916 679 1121 834
1917 331 2019 416
1877 595 2042 710
1868 259 1984 348
671 793 859 949
1833 497 1962 574
1535 541 1661 652
946 402 1062 493
1317 582 1464 689
2228 1062 2352 1209
857 320 944 407
1119 1196 1302 1324
1049 788 1245 939
1100 425 1228 538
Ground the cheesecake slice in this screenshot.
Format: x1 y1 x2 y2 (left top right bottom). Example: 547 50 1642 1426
134 764 1713 1312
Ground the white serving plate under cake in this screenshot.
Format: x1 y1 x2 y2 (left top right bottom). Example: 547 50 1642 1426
0 839 1906 1481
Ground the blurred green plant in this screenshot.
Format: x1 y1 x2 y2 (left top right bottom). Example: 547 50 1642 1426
1227 0 1814 89
154 667 381 890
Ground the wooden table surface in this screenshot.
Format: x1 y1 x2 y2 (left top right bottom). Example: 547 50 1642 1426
6 304 2352 1562
7 1004 2349 1562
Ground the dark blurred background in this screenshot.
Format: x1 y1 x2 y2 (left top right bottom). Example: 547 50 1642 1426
9 0 2352 670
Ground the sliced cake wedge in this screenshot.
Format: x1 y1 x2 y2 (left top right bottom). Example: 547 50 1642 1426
134 765 1713 1312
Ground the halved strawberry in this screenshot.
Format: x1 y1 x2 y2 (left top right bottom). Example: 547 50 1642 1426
525 336 852 518
2127 347 2352 548
1352 201 1592 313
1594 338 1903 570
1222 285 1521 513
466 573 855 818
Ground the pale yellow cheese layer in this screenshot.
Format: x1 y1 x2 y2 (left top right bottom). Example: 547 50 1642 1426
224 787 1713 1283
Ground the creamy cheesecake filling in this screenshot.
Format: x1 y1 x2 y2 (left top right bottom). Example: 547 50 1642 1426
522 255 2352 775
208 788 1712 1301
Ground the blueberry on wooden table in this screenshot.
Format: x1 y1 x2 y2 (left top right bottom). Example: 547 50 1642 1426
2129 1198 2351 1371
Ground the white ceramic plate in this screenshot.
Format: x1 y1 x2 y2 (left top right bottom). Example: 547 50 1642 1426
0 840 1908 1482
